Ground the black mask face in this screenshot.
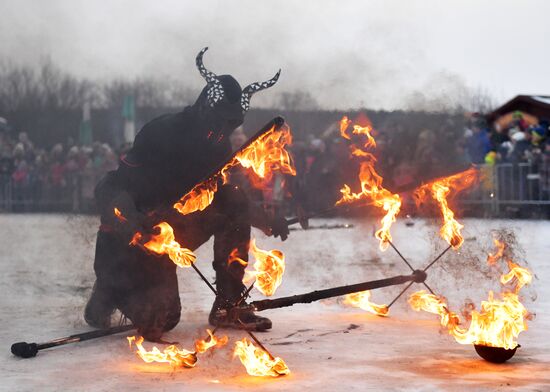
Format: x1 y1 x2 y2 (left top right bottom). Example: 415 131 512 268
196 75 245 140
194 47 280 141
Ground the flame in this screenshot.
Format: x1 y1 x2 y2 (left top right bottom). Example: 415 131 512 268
131 222 196 268
340 116 352 140
228 248 248 267
336 158 401 251
113 207 127 222
487 238 506 266
173 180 218 215
233 338 290 377
194 329 229 354
343 291 389 316
248 238 286 296
408 239 532 350
127 336 197 368
339 115 376 148
336 116 401 250
173 125 296 216
414 168 478 249
500 261 532 294
349 145 375 158
230 124 296 186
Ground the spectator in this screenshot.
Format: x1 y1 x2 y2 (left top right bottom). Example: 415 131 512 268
465 122 491 164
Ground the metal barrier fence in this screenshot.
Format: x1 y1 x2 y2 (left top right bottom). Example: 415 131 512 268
460 162 550 216
0 174 87 212
1 163 549 215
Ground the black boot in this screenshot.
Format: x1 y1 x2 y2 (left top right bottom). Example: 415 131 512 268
84 282 115 329
208 271 272 331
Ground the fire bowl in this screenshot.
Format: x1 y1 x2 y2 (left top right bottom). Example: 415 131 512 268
474 344 519 363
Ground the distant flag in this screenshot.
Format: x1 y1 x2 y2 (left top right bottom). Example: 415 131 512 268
122 95 136 143
79 101 93 145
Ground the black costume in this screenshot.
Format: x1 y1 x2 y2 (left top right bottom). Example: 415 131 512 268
85 48 284 340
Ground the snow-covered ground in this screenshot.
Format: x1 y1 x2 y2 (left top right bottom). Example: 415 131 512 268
1 215 548 391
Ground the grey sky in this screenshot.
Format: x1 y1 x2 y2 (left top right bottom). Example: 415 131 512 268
1 0 549 110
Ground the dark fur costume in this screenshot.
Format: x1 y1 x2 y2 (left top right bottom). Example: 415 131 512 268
86 48 280 340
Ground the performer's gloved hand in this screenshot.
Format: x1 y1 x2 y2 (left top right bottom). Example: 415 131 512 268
269 214 289 241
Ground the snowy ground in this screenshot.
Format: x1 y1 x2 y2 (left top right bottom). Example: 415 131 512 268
1 214 549 391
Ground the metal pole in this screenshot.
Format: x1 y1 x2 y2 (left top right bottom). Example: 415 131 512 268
250 272 425 312
387 239 435 294
238 320 276 360
422 245 452 272
386 281 415 309
191 263 217 296
11 324 135 358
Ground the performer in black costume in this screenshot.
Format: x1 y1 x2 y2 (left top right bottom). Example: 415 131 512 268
85 48 289 341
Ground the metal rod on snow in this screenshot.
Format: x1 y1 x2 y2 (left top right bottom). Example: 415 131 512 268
238 320 277 360
11 324 135 359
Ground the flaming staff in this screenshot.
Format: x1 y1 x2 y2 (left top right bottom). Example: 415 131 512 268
336 116 401 252
174 119 295 215
414 167 479 249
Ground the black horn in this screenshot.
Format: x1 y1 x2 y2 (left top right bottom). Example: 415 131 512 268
195 47 224 107
240 69 281 112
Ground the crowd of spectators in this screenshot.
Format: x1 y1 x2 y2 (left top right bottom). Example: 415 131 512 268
462 112 550 201
464 112 549 166
277 116 468 212
1 111 549 214
0 122 119 211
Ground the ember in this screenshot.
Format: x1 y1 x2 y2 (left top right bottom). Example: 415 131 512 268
233 338 290 377
113 207 127 223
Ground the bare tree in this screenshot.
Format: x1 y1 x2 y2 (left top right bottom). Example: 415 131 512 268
278 90 319 111
101 77 194 109
0 59 95 112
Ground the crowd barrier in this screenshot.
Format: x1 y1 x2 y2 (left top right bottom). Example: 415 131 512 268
1 162 549 215
460 162 550 216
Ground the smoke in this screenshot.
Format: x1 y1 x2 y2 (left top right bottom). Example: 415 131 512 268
401 72 497 114
1 0 545 110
